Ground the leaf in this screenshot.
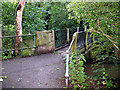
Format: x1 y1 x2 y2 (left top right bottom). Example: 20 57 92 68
80 55 86 62
80 61 83 66
56 68 59 70
12 86 15 88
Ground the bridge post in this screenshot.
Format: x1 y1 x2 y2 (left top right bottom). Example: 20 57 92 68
71 33 76 53
74 27 79 53
77 27 79 32
67 28 69 43
84 26 92 60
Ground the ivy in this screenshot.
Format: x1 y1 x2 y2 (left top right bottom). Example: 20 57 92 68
69 52 88 88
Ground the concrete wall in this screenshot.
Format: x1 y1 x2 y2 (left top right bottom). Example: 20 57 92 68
36 30 55 54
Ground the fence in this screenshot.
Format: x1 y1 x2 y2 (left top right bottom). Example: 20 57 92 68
65 26 95 87
0 26 86 59
0 34 36 59
54 27 85 50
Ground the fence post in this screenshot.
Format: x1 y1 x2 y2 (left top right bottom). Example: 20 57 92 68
71 40 74 53
67 28 69 43
77 27 79 32
71 34 76 53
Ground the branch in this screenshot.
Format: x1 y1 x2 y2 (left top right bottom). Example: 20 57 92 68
97 18 104 33
89 28 119 50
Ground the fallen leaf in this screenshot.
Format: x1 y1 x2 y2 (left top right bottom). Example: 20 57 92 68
19 61 22 63
45 83 48 85
56 68 59 70
12 86 15 88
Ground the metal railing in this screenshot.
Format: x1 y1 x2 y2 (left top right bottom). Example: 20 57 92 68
0 34 36 59
65 26 94 87
54 28 78 49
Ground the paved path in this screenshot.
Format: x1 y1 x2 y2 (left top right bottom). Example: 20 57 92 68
2 49 67 88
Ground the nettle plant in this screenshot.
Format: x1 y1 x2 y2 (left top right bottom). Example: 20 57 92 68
69 52 88 88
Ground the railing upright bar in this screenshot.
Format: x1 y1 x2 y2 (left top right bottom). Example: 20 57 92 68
67 28 69 43
65 50 69 87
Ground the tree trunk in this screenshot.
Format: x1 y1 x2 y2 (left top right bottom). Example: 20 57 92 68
15 0 25 56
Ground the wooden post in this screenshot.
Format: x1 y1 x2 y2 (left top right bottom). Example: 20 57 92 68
71 33 76 53
71 40 74 53
74 27 79 53
77 27 79 32
67 28 69 43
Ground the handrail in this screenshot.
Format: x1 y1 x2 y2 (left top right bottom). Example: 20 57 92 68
65 27 94 87
65 31 83 87
66 31 84 53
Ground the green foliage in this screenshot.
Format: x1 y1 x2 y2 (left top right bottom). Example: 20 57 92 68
1 2 45 59
67 2 120 62
22 2 47 34
2 25 15 52
2 2 17 26
69 52 88 88
21 49 34 56
90 64 118 88
43 2 79 30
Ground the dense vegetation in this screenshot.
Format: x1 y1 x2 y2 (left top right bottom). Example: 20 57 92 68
1 1 120 89
1 2 79 59
67 2 120 89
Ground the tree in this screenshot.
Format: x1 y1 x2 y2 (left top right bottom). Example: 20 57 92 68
67 2 120 61
15 0 26 56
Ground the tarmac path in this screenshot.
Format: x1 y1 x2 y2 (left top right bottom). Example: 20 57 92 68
2 48 67 88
